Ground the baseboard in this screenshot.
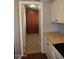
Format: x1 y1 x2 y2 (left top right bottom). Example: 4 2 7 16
15 54 22 59
18 56 21 59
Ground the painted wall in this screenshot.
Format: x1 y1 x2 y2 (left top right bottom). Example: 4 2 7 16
57 23 64 33
14 0 21 56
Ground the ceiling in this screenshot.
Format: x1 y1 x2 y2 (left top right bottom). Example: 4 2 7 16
22 0 55 3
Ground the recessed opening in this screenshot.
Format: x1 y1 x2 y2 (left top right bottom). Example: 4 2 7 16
25 4 41 54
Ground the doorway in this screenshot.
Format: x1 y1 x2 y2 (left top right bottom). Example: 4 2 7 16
19 2 43 55
25 4 41 54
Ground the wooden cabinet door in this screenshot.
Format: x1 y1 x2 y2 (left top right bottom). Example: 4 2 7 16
51 0 64 23
43 38 56 59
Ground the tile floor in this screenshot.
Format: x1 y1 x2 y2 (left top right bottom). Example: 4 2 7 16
25 34 41 54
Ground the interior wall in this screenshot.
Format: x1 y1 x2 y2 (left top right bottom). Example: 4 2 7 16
14 0 21 56
57 23 64 33
40 0 53 3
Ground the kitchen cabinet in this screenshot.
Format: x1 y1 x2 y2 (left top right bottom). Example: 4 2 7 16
43 32 64 59
51 0 64 23
43 37 55 59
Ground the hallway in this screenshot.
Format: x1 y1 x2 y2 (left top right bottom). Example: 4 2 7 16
25 34 41 54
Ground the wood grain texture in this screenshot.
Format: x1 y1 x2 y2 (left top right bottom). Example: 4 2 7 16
44 32 64 44
26 8 39 34
21 53 48 59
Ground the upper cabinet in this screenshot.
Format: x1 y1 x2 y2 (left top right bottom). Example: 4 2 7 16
51 0 64 23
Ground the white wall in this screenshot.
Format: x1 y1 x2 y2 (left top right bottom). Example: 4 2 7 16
14 0 21 56
40 0 54 3
57 23 64 33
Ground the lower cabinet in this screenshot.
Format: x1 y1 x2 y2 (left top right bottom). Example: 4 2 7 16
43 37 55 59
43 37 64 59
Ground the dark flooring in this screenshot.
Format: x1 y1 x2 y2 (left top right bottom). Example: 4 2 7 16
21 53 48 59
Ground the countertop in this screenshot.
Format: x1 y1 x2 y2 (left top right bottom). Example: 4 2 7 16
43 32 64 44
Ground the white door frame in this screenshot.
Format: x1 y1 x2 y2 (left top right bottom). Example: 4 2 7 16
19 1 43 56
